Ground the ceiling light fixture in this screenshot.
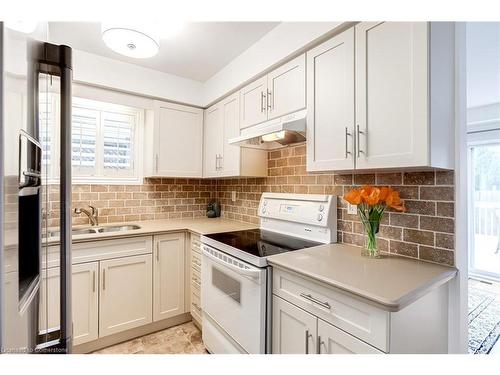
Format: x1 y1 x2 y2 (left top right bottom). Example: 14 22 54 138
101 23 160 59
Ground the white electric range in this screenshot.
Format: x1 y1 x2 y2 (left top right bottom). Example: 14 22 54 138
200 192 337 354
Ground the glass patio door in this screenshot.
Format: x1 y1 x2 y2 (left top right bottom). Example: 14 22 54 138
469 139 500 280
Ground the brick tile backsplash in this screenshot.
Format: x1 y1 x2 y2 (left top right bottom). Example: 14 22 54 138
215 142 456 266
42 142 455 267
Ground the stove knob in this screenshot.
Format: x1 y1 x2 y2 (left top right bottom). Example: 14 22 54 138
263 200 268 206
317 213 323 221
319 204 325 212
262 207 267 214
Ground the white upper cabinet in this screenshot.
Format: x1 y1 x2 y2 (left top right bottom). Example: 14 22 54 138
220 93 243 176
267 54 306 120
149 101 203 177
355 22 429 170
153 233 186 322
307 28 355 172
239 54 306 129
240 76 268 129
203 103 224 177
306 22 454 172
203 92 267 178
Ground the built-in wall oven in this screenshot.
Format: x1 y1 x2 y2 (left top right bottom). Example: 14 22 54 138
201 193 337 354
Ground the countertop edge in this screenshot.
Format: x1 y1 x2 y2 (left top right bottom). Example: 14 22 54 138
40 219 258 247
268 259 458 312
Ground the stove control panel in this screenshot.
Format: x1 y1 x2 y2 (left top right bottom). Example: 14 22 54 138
258 193 337 243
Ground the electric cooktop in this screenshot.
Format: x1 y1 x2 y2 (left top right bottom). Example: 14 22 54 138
204 229 322 259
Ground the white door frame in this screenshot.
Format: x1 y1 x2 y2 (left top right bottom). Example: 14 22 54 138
448 21 468 354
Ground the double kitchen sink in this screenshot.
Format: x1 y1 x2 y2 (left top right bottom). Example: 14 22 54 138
44 224 141 238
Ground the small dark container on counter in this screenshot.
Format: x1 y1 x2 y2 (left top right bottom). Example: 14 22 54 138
206 201 221 218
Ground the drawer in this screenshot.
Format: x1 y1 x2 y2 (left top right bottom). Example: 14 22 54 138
43 236 153 268
191 272 201 289
192 257 202 273
191 235 201 250
191 292 202 322
273 268 389 352
192 283 200 298
191 250 201 264
191 264 200 277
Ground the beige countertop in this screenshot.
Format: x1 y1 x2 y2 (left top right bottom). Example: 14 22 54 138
4 218 257 248
267 243 457 312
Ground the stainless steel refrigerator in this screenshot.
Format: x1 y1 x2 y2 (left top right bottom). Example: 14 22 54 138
0 23 73 353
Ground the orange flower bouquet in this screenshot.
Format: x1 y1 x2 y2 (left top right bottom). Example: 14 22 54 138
344 185 405 258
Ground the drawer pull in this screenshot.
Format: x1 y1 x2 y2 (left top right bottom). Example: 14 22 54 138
300 293 331 310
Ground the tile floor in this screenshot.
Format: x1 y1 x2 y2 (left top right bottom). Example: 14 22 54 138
93 322 208 354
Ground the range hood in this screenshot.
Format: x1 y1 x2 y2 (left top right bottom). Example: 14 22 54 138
229 109 307 149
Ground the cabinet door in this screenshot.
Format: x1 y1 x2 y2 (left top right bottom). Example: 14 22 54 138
39 262 99 346
99 254 152 337
220 92 241 177
203 103 224 177
355 22 428 169
306 28 355 172
318 319 383 354
153 101 203 177
72 263 99 345
239 76 268 129
153 233 186 321
267 54 306 120
272 296 317 354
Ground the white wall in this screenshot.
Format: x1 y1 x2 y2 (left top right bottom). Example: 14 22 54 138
70 22 345 108
72 49 205 107
202 22 343 105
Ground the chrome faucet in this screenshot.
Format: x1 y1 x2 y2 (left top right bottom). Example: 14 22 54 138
74 205 99 226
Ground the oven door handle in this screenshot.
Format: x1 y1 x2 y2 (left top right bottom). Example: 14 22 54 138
202 247 262 280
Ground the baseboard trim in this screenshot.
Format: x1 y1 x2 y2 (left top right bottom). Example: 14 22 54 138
73 313 192 354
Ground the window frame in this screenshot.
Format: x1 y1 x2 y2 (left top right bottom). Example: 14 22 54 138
44 95 144 185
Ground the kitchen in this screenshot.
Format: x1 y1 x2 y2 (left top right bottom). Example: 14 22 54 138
0 2 498 371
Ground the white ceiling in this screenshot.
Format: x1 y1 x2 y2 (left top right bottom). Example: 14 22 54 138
48 22 280 82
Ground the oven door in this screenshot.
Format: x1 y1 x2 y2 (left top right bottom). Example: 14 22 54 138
201 244 266 354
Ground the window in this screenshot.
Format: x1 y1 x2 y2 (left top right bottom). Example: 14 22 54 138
43 96 144 184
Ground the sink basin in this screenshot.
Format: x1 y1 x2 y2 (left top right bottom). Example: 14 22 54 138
43 224 141 238
96 225 141 233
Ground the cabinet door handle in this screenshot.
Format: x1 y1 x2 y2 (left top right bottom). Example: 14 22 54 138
155 154 159 172
219 155 223 170
260 92 266 113
357 124 365 157
102 269 106 290
345 126 352 159
299 292 331 310
305 329 312 354
156 242 160 262
267 89 272 110
317 336 322 354
92 270 96 293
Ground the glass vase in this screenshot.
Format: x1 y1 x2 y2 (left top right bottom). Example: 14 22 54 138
360 219 381 258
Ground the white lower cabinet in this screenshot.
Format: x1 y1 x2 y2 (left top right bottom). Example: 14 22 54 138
189 233 203 327
317 318 382 354
272 296 382 354
99 254 153 337
153 233 186 321
272 267 449 354
39 262 99 346
272 295 317 354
